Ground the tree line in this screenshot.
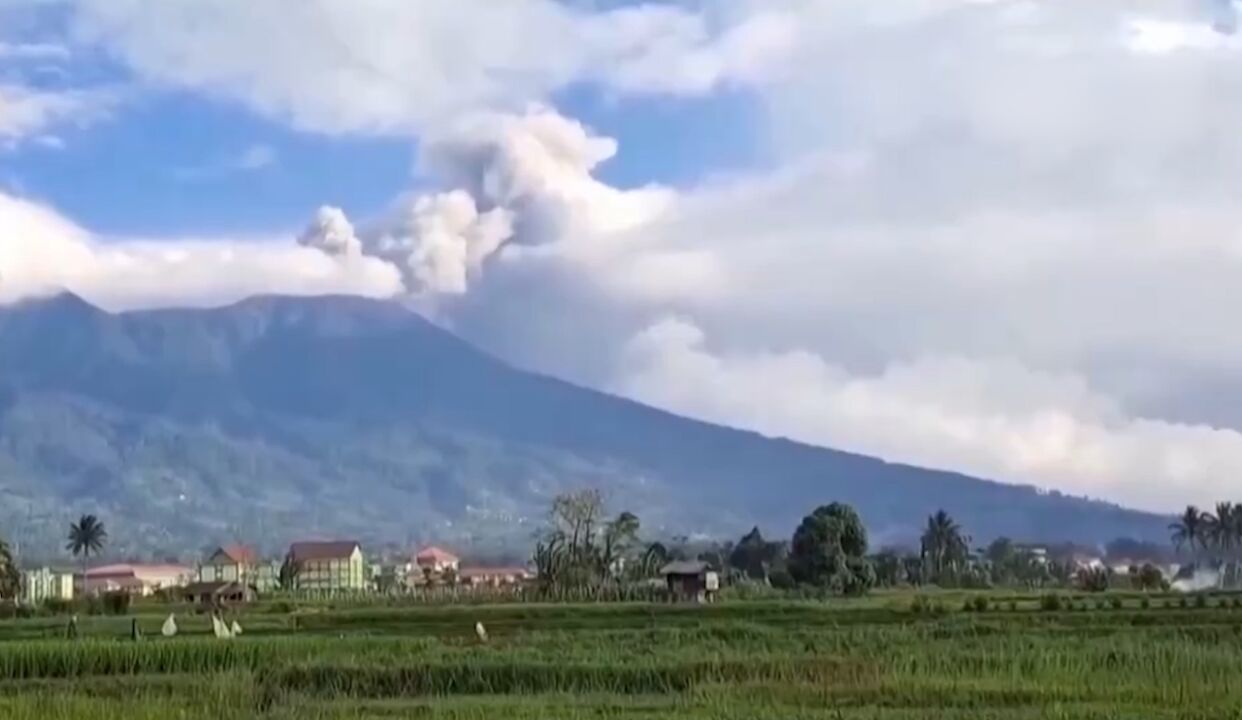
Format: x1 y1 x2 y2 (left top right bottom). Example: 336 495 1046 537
531 491 1182 596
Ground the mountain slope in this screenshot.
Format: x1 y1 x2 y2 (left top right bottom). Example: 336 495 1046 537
0 293 1168 557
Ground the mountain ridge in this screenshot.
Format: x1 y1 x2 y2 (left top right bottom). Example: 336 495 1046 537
0 292 1168 557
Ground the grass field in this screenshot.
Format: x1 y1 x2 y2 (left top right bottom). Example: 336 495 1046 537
0 591 1239 719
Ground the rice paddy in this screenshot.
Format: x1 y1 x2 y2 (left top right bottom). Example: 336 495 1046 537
0 593 1239 719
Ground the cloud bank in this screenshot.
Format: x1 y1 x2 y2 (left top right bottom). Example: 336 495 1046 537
6 0 1242 512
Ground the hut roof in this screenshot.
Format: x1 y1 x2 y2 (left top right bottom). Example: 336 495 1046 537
660 561 710 576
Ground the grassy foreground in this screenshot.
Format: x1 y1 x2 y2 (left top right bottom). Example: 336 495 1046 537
0 593 1239 718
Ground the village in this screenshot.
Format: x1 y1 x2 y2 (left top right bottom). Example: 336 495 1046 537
19 541 539 607
17 540 733 608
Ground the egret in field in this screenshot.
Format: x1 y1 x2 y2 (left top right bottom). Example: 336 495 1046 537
475 621 488 643
162 614 178 637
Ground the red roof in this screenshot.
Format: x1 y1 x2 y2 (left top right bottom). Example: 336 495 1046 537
289 540 360 562
415 546 459 563
214 544 257 564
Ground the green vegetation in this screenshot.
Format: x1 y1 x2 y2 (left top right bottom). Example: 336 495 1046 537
0 594 1238 718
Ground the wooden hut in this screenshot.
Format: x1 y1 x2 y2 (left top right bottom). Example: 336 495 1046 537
660 561 720 603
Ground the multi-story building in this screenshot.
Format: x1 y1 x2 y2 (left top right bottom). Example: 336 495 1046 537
198 545 258 583
21 567 75 604
287 541 365 592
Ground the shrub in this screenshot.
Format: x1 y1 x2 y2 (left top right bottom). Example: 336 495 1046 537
1039 594 1063 612
1233 597 1242 609
1194 594 1208 610
1139 597 1150 610
768 569 796 591
1110 596 1123 610
1178 596 1189 609
971 596 989 613
910 596 946 616
42 598 74 616
1007 600 1018 612
102 592 131 616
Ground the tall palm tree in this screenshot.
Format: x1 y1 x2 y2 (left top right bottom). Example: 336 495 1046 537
1169 505 1207 559
1210 502 1237 558
921 510 969 582
66 514 107 584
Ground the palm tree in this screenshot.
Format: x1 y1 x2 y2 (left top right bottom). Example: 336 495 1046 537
921 510 969 583
1169 505 1208 559
1209 502 1237 558
66 514 107 583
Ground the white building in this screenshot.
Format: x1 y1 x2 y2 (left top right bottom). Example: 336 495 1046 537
21 567 74 604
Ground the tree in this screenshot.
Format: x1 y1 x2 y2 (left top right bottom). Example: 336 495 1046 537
1132 563 1166 591
1169 505 1208 558
870 550 904 587
729 527 786 582
66 514 107 581
1208 502 1238 558
788 503 874 595
0 537 19 600
600 511 641 578
278 554 301 591
920 510 970 584
532 489 648 591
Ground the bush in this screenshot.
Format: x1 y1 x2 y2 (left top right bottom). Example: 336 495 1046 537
1040 594 1063 612
1233 597 1242 609
1110 596 1123 610
1178 596 1189 609
1007 600 1018 612
102 592 131 616
768 568 796 591
1139 597 1150 610
910 595 945 616
42 598 74 616
971 596 989 613
1194 594 1208 610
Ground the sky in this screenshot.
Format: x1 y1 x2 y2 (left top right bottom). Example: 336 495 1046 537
3 0 1242 514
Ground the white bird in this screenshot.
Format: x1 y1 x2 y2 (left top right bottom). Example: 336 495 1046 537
231 620 243 637
475 621 488 643
161 614 178 638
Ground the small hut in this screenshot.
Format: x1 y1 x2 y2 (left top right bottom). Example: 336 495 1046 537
660 561 720 603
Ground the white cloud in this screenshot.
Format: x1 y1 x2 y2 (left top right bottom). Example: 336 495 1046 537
0 193 403 310
0 42 70 61
68 0 799 135
173 143 278 181
11 0 1242 512
616 319 1242 513
301 0 1242 512
0 83 113 148
235 143 276 171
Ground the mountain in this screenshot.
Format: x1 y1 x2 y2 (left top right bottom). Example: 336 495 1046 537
0 293 1168 558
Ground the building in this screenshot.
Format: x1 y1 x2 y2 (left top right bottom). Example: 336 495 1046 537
661 561 720 603
414 546 460 574
81 564 194 596
459 566 532 588
21 567 75 605
198 545 258 584
288 541 366 592
180 580 257 608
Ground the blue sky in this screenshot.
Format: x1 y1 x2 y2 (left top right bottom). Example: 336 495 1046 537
2 8 766 238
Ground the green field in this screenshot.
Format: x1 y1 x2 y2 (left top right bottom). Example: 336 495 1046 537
0 592 1240 719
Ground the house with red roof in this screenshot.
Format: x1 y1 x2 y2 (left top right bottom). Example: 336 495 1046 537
414 546 460 573
81 563 194 596
287 540 366 592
